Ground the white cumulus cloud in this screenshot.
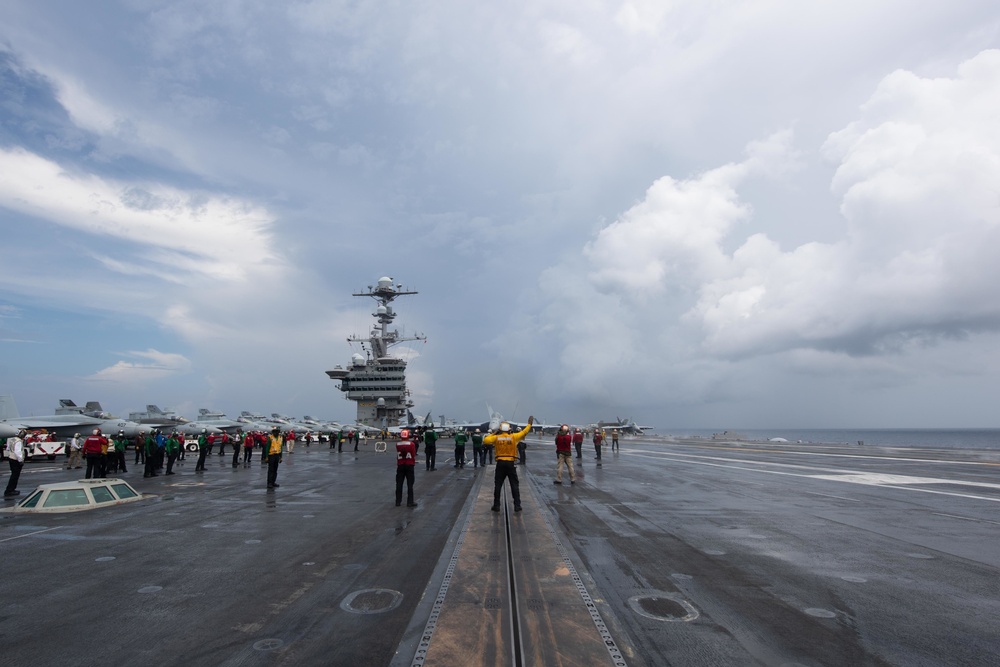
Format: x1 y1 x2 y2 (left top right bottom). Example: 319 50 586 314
516 49 1000 409
88 349 193 383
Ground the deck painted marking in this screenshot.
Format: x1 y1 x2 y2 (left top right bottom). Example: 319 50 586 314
930 512 1000 526
804 491 861 502
627 451 1000 503
0 527 62 543
637 443 1000 467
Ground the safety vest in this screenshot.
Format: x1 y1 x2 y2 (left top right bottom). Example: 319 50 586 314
494 434 518 461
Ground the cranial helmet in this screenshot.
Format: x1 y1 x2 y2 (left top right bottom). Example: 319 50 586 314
475 428 481 433
400 429 410 439
560 424 569 432
93 428 101 435
500 422 511 433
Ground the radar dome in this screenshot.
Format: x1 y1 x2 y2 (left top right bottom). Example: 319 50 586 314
377 277 393 289
377 305 387 315
377 398 386 406
351 353 366 367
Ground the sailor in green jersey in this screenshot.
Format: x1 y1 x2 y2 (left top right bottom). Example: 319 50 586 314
454 430 468 468
110 431 129 474
165 431 181 475
195 429 209 471
471 428 485 468
143 431 158 478
423 425 439 471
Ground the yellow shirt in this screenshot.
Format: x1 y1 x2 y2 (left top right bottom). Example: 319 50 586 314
268 434 283 455
483 423 532 461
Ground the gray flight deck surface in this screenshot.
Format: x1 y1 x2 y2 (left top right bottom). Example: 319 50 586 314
2 438 999 666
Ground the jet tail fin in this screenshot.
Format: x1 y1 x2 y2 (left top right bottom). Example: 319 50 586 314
55 399 84 415
0 394 20 420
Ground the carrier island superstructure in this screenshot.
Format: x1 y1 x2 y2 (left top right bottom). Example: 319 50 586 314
325 277 425 428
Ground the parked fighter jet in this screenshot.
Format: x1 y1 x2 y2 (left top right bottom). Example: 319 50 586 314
592 417 651 435
297 416 344 441
127 405 224 436
264 413 315 434
190 409 249 434
128 405 189 428
385 410 433 435
237 412 309 435
237 411 276 432
433 404 558 434
0 396 145 439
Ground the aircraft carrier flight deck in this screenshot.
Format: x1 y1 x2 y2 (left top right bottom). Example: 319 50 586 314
2 436 999 666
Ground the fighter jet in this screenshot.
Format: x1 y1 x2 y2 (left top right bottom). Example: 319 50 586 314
128 405 189 428
434 404 559 434
300 416 343 434
127 405 224 436
593 417 652 435
0 396 145 439
384 410 433 435
237 411 276 432
263 413 303 431
237 412 308 435
189 409 249 434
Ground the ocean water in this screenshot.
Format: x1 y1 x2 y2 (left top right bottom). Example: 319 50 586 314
661 428 1000 451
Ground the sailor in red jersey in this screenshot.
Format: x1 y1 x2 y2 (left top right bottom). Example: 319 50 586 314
82 428 108 479
572 427 584 459
554 424 575 485
395 429 418 508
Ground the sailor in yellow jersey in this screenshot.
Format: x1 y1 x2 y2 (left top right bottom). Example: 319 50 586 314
266 427 284 488
483 416 533 512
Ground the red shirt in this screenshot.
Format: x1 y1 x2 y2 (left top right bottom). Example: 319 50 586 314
83 435 108 455
396 440 417 466
555 433 572 453
572 432 583 444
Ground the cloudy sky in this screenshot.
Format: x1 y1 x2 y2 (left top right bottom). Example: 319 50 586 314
2 1 999 430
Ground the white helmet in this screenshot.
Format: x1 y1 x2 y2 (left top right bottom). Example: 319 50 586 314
500 422 511 433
